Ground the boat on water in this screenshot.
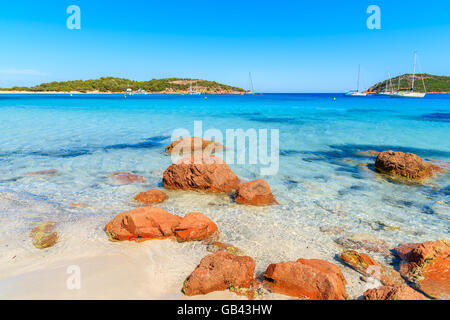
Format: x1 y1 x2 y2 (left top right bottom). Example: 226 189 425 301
391 51 426 98
125 87 133 96
377 72 394 95
188 81 201 95
135 88 146 95
244 72 256 95
345 65 367 97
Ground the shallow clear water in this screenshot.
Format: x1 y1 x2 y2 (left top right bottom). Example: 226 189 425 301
0 93 449 298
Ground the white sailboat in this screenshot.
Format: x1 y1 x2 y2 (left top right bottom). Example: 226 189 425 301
345 65 367 96
377 72 394 95
391 51 426 98
188 81 201 95
126 87 133 96
244 72 255 95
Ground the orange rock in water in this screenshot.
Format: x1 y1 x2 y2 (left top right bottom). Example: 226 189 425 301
105 206 181 241
263 258 348 300
165 137 224 155
29 221 58 249
339 250 404 286
394 240 450 299
174 212 218 242
235 179 278 206
111 171 146 184
375 151 441 181
135 189 168 204
364 284 427 300
163 154 239 193
182 251 255 296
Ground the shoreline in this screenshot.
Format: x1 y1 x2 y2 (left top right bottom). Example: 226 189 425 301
0 90 245 95
1 91 449 95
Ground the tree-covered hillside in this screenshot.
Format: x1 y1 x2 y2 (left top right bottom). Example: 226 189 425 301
1 77 245 93
369 74 450 93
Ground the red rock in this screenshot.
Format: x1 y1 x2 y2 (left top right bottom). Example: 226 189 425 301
339 250 404 286
163 154 239 193
263 258 348 300
105 206 181 241
363 284 427 300
174 212 218 242
25 169 58 175
182 251 255 296
166 137 224 155
134 189 168 204
375 151 441 181
234 179 278 206
111 172 146 184
394 240 450 299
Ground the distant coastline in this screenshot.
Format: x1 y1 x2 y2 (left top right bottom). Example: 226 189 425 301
0 77 246 95
0 90 245 95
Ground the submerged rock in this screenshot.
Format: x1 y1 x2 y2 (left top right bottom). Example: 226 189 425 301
263 258 348 300
182 251 255 296
174 212 218 242
110 171 146 184
234 179 278 206
375 151 441 181
165 137 224 155
339 250 404 286
25 169 58 176
363 284 427 300
105 206 181 241
29 221 58 249
394 240 450 299
335 234 391 256
163 154 240 193
206 241 245 256
356 150 380 157
134 189 168 204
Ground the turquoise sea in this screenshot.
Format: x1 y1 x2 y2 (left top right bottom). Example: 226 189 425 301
0 93 449 299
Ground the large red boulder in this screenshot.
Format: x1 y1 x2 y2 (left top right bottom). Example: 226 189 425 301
165 137 224 155
174 212 218 242
394 240 450 299
263 258 348 300
105 206 181 241
374 151 440 181
234 179 278 206
134 189 168 204
182 251 255 296
363 285 428 300
163 154 239 193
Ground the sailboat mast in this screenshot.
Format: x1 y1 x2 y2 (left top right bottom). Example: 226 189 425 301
248 72 254 93
388 72 393 93
357 65 361 92
412 51 417 91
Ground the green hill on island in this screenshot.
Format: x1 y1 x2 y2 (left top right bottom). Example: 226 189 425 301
369 74 450 93
2 77 245 93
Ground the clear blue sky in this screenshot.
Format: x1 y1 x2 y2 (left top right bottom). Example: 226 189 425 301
1 0 449 92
